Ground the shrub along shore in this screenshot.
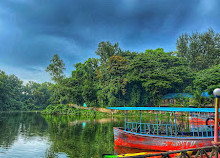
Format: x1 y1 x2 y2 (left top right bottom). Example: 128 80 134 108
41 104 183 120
42 104 109 118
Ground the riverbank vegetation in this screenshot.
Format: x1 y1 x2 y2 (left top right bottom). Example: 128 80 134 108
1 28 220 111
41 104 108 118
0 72 51 111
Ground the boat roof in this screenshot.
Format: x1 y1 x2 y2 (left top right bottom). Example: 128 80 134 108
107 107 216 112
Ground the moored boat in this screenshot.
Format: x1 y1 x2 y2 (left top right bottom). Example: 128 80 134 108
108 107 219 151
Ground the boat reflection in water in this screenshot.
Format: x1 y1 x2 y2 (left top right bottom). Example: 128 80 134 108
114 145 160 155
114 145 183 158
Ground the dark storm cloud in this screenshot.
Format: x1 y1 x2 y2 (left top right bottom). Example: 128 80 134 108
0 0 219 82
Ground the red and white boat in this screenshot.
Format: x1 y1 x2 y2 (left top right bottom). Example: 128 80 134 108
108 107 218 151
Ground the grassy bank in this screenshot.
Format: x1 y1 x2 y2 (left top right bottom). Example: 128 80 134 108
42 104 109 118
41 104 185 122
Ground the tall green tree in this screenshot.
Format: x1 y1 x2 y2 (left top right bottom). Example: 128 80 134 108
95 41 121 64
177 28 220 71
0 70 23 111
46 54 66 83
70 58 99 106
128 48 193 106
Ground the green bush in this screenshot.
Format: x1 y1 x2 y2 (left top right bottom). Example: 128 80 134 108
42 104 108 118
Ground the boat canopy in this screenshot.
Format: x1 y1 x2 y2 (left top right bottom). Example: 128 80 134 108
107 107 217 113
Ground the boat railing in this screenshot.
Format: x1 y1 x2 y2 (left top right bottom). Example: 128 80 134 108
125 122 215 138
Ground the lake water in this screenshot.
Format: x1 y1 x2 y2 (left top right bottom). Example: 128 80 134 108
0 112 124 158
0 112 212 158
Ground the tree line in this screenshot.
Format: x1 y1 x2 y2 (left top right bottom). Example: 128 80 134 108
0 29 220 111
0 70 51 111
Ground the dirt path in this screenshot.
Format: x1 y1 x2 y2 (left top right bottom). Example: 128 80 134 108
69 104 118 113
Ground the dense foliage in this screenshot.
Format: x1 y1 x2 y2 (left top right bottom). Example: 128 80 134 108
176 28 220 71
1 29 220 111
46 48 193 107
0 70 23 110
0 70 51 111
193 64 220 94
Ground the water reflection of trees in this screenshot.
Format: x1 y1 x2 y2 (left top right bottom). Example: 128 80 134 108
43 115 124 158
0 112 48 148
0 112 209 157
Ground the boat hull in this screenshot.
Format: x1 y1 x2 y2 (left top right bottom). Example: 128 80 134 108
114 127 214 151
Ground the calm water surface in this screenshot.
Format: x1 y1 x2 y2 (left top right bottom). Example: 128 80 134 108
0 112 123 158
0 112 209 158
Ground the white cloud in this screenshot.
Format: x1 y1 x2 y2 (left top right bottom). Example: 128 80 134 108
0 65 51 83
200 0 216 14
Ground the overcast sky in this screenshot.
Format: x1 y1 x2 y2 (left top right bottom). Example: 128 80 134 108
0 0 219 83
